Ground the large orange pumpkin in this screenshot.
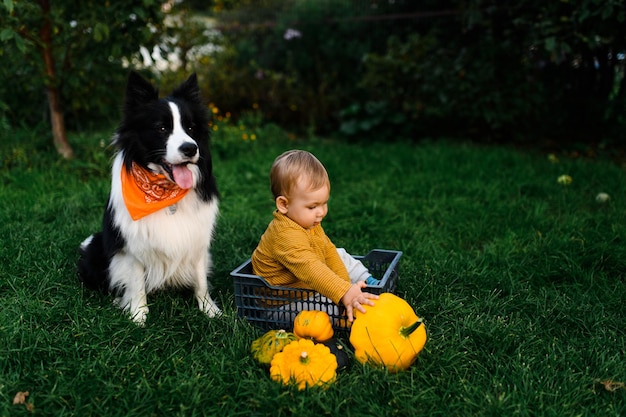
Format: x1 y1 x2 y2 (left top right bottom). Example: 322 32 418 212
349 293 426 373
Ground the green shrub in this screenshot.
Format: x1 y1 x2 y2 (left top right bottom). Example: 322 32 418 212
185 0 626 146
187 0 418 134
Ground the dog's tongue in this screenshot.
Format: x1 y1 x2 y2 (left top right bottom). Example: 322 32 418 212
172 165 194 189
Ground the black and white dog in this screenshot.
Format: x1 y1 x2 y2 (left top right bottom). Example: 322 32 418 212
78 72 220 325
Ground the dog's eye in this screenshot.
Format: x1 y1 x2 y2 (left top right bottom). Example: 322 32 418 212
158 126 167 133
187 126 195 133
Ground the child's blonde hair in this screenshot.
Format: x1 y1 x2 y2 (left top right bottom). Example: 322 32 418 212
270 150 330 200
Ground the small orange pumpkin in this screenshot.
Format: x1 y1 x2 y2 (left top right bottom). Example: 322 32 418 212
293 310 334 342
269 339 337 390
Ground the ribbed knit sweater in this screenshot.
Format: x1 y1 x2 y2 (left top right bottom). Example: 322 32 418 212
251 211 351 304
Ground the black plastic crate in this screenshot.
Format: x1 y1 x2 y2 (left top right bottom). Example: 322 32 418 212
231 249 402 333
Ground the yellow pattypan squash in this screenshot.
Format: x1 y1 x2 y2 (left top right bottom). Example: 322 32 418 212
269 338 337 390
349 292 427 373
293 310 334 342
250 329 298 365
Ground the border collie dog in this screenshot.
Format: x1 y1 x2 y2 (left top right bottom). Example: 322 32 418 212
78 72 220 325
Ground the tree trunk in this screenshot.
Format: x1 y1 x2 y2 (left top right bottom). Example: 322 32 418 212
39 0 73 159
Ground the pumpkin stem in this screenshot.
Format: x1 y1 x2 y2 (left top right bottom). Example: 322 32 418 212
400 319 423 338
299 351 310 365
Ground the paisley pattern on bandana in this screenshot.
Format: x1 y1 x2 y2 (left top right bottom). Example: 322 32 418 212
121 162 190 220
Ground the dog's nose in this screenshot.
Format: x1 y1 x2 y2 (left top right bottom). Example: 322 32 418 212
179 142 198 158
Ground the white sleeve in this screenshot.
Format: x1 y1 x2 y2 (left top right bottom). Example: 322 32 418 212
336 247 370 283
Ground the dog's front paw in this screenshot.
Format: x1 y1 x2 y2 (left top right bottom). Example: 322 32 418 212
115 296 149 326
125 305 150 327
129 304 149 326
198 297 221 318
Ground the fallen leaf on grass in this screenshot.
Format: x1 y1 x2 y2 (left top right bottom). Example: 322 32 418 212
13 391 34 412
13 391 29 405
600 380 625 392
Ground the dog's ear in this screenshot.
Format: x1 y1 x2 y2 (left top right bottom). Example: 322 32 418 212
170 73 202 105
124 71 159 112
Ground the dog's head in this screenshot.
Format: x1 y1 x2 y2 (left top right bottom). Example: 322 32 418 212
114 72 210 190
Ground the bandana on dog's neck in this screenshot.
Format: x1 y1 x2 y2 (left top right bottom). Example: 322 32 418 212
121 162 189 221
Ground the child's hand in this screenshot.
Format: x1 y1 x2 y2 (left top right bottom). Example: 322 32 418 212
341 281 379 322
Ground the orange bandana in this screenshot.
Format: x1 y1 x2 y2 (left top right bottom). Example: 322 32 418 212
121 162 189 220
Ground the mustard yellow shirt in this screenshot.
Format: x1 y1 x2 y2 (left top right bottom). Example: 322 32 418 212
251 211 352 304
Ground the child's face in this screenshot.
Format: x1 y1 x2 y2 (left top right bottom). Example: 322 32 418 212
278 178 329 229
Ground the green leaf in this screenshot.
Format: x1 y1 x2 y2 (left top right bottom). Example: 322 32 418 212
0 28 14 41
2 0 14 13
93 22 109 42
14 34 25 53
133 7 147 20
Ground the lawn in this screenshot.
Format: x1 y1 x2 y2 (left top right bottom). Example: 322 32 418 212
1 123 624 416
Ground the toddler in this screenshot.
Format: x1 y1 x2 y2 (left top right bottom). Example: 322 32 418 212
251 149 378 322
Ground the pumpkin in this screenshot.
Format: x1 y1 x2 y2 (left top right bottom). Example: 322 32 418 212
293 310 334 342
250 329 298 365
270 338 338 390
349 293 426 373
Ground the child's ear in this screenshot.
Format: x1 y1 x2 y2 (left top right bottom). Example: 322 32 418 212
275 196 289 214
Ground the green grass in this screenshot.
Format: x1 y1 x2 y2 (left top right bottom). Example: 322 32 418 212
1 124 625 416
